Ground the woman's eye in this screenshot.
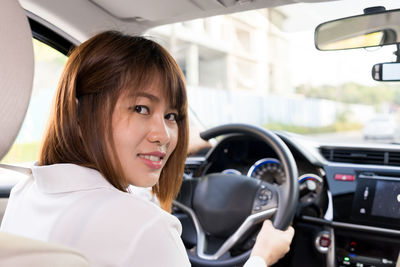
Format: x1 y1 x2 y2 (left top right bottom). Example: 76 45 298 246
165 113 178 121
134 105 149 115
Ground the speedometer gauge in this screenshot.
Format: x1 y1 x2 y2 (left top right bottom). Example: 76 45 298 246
247 158 285 184
298 173 323 197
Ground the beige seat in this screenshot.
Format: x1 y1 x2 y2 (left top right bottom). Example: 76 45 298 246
0 0 89 266
0 232 89 267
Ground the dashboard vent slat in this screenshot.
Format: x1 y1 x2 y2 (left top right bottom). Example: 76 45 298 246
388 152 400 166
320 147 400 166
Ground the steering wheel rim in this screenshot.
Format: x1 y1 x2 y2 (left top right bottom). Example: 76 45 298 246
176 123 298 267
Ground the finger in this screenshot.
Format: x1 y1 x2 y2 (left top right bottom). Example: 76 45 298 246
284 227 295 242
263 219 273 226
286 226 295 236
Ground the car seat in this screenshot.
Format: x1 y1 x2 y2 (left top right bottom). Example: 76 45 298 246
0 0 89 266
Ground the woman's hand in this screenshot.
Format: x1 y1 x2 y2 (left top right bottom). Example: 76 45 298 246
251 220 295 266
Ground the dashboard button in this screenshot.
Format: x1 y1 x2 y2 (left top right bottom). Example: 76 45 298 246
260 189 272 199
335 174 355 181
319 235 331 247
259 194 268 201
259 199 268 206
315 231 331 253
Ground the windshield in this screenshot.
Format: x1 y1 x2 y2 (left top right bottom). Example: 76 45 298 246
146 0 400 145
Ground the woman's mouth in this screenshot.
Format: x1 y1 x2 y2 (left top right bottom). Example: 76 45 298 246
138 152 166 169
139 155 163 161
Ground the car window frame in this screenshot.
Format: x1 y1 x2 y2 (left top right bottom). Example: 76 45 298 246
28 17 74 56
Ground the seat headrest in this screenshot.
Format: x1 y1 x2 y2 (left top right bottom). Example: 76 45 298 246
0 0 34 160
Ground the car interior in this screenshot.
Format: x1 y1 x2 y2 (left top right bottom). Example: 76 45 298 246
1 0 400 267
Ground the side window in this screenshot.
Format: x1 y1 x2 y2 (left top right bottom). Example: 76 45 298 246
1 39 67 164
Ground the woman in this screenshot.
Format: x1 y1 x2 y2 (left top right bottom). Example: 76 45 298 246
1 31 293 266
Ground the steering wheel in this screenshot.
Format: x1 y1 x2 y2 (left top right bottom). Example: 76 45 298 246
174 123 298 267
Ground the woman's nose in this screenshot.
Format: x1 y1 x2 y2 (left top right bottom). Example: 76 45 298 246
147 116 170 145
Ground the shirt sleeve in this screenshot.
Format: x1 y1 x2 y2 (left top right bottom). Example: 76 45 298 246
243 256 267 267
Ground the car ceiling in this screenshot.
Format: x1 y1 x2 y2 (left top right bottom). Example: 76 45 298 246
20 0 335 44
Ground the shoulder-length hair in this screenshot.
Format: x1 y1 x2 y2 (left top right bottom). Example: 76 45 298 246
39 31 188 211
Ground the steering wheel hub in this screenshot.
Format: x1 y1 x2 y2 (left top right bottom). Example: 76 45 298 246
193 173 260 237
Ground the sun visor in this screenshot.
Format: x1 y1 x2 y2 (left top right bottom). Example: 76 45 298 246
90 0 278 21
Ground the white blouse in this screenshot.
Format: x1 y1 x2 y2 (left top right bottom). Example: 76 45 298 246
1 164 265 267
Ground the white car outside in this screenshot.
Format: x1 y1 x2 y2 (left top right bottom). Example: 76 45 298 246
363 116 398 140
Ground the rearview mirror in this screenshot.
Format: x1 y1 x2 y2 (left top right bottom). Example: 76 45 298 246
372 62 400 81
315 7 400 51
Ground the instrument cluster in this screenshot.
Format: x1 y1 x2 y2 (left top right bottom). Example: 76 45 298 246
222 157 285 184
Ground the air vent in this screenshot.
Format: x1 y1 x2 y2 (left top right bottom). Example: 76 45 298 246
388 151 400 166
319 147 400 166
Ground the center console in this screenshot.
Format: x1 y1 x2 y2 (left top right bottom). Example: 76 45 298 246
330 171 400 267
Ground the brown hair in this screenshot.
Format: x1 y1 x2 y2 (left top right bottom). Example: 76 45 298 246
39 31 188 211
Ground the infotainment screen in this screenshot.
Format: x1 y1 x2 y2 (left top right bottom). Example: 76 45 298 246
371 180 400 219
352 173 400 228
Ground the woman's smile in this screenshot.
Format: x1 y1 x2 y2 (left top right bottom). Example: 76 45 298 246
138 151 166 169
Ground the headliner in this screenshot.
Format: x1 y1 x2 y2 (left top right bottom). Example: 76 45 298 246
20 0 334 44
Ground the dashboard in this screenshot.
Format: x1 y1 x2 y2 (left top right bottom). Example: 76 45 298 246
183 132 400 267
197 134 329 220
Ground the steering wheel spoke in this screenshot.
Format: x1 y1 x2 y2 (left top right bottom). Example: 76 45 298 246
173 200 277 261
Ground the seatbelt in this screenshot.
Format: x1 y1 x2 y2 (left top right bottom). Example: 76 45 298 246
0 164 31 175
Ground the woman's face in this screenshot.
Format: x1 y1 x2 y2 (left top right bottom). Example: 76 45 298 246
111 81 179 188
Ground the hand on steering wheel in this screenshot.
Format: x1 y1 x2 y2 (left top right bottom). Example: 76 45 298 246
174 123 299 267
250 220 294 266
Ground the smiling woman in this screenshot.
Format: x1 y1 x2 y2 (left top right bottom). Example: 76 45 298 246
1 31 191 266
0 30 294 267
38 31 189 210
